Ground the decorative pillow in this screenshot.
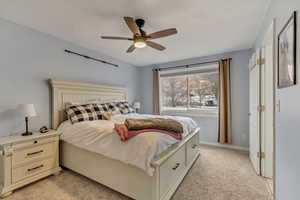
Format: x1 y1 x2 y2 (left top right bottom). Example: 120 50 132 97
65 102 79 110
98 103 121 114
102 112 113 120
66 104 104 124
115 101 135 114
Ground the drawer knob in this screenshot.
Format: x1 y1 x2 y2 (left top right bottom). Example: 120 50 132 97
27 150 44 156
27 164 44 172
192 144 198 149
172 163 180 170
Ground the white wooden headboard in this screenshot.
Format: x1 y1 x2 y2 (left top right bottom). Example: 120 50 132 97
49 80 128 129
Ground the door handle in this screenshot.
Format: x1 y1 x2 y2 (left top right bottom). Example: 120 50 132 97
172 163 180 170
27 164 44 172
27 150 44 156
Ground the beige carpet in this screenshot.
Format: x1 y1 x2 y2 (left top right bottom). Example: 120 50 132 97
6 145 272 200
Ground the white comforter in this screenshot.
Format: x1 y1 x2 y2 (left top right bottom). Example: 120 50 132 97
58 113 197 176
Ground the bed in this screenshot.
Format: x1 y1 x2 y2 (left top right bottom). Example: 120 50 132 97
49 79 200 200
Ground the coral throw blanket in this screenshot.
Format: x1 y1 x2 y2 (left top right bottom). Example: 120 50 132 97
115 124 183 142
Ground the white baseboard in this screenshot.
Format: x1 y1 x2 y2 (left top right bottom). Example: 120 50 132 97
199 141 249 152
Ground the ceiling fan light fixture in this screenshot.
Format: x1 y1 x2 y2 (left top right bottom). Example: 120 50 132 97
134 38 146 48
134 41 146 48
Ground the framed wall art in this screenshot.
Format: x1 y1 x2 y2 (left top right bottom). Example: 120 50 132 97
278 11 297 89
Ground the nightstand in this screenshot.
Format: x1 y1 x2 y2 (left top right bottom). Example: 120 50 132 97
0 130 61 198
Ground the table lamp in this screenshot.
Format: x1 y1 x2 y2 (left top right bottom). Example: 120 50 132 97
18 104 37 136
133 102 141 113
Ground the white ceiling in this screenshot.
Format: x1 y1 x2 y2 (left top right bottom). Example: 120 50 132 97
0 0 271 66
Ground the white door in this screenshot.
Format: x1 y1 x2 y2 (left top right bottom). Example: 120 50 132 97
249 22 275 177
261 21 275 178
249 50 261 175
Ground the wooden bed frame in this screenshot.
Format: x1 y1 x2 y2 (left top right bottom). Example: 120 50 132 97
49 80 200 200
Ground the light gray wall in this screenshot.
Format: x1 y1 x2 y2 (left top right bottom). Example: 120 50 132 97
0 18 140 136
138 49 252 148
254 0 300 199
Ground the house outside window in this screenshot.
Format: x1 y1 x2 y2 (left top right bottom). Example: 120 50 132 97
160 62 219 116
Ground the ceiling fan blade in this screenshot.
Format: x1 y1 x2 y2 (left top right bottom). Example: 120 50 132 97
124 17 141 36
101 36 133 40
147 28 178 39
146 41 166 51
126 45 136 53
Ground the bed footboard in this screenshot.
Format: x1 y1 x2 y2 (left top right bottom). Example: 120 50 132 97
60 128 200 200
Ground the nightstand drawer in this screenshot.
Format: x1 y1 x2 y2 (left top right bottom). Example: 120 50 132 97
12 158 55 183
12 142 55 167
12 136 57 150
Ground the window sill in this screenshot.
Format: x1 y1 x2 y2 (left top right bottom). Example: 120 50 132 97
161 110 218 118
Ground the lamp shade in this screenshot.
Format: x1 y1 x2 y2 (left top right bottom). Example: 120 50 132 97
133 102 141 109
18 104 37 117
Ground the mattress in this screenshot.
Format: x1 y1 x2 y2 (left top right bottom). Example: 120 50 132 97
57 113 197 176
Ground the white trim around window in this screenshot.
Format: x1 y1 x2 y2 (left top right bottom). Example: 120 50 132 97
161 107 218 118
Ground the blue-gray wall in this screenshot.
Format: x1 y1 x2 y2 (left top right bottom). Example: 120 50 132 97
0 17 252 149
138 49 252 148
255 0 300 199
0 18 140 136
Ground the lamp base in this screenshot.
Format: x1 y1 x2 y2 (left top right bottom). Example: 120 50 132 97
22 132 33 136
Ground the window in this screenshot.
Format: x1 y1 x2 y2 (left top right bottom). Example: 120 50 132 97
160 63 219 116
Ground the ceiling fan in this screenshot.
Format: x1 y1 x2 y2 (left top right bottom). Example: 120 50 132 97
101 17 178 53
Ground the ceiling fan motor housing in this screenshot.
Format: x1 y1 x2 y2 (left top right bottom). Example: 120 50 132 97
135 18 145 28
135 18 146 36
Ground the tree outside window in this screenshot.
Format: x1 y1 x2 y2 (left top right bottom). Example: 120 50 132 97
160 65 219 115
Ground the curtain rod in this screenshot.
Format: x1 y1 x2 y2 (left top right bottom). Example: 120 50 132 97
155 58 232 71
64 49 119 68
